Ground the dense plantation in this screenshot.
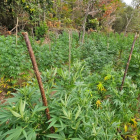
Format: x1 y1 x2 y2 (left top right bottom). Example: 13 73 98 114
0 32 140 139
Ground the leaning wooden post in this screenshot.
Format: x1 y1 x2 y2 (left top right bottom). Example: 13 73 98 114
120 33 139 91
22 32 54 133
69 30 72 76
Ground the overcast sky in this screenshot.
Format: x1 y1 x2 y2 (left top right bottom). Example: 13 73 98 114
123 0 132 5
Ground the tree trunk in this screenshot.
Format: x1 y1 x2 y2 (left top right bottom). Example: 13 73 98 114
81 0 93 44
124 13 134 36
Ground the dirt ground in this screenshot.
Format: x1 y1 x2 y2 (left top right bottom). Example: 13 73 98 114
0 92 8 104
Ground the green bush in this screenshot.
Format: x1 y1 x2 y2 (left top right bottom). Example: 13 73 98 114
35 22 48 39
0 35 31 79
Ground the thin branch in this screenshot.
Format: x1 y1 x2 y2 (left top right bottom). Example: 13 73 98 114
81 0 93 44
124 13 134 36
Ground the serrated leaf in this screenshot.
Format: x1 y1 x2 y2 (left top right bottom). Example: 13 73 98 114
46 134 64 139
32 105 47 117
23 129 28 140
47 117 57 123
71 138 82 140
20 100 26 117
36 106 48 112
48 119 57 129
60 120 65 129
75 105 81 120
61 99 65 106
10 110 21 118
5 127 22 140
62 107 68 118
59 131 65 138
53 68 57 77
75 121 80 130
27 130 36 140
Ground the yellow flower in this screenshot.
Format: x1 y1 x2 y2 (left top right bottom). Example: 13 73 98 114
1 77 4 81
26 5 29 8
126 135 137 139
3 84 7 88
26 83 29 86
13 84 17 87
7 86 10 89
97 82 104 91
124 124 128 132
96 100 101 108
7 91 11 95
30 8 35 12
6 79 10 82
54 127 58 132
131 118 137 128
104 74 112 81
100 87 106 92
22 82 26 86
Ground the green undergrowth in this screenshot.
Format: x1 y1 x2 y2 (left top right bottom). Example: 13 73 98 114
0 32 140 139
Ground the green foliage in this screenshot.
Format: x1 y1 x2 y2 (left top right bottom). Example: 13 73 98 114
35 22 48 39
86 16 100 30
0 86 50 140
0 32 140 139
113 5 140 33
1 60 140 139
0 35 31 79
33 32 80 71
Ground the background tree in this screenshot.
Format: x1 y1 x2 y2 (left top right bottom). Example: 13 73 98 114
86 0 120 32
0 0 138 36
113 0 140 34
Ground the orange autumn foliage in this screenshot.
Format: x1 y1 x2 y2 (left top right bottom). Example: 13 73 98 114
97 0 120 19
47 21 61 28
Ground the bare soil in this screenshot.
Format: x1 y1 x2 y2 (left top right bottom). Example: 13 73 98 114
0 92 7 104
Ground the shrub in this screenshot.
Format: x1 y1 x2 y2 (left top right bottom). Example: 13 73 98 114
35 22 48 39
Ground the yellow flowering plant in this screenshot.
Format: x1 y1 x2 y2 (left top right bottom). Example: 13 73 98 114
96 100 101 108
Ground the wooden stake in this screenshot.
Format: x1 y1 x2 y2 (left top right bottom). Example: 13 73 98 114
49 42 51 52
120 33 139 91
32 27 34 39
22 32 54 133
43 0 46 22
69 30 72 76
16 17 18 46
